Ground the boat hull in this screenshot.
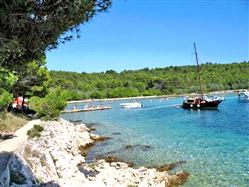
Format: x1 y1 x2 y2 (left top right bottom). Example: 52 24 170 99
182 100 222 110
120 102 142 108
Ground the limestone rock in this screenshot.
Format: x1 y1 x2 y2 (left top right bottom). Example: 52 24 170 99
22 118 189 187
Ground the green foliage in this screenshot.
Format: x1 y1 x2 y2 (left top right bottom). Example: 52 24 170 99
0 0 111 70
0 68 18 91
107 88 139 98
27 125 44 138
12 55 50 97
0 89 13 110
49 62 249 100
0 0 111 101
29 88 67 120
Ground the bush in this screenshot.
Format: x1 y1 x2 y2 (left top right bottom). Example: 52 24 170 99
29 88 67 120
0 89 12 110
27 124 44 138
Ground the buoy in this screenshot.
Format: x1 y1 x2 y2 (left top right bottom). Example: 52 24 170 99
197 104 200 108
190 104 193 107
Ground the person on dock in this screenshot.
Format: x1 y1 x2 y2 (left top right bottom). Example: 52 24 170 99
73 104 78 111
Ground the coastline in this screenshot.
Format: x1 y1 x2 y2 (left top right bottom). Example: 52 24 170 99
8 118 190 186
67 89 238 103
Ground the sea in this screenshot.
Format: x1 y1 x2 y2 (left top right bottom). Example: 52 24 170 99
62 95 249 187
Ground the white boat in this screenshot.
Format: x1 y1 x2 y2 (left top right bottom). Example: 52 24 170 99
238 90 249 101
120 102 142 108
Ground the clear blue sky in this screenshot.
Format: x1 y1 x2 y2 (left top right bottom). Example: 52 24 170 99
46 0 248 73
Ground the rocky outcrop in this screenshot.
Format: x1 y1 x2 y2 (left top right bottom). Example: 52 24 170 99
24 119 88 186
22 118 189 186
0 152 37 187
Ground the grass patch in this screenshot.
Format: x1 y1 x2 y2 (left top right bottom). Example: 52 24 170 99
27 125 44 138
0 112 28 133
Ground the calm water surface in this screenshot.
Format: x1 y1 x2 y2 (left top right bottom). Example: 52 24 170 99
62 95 249 187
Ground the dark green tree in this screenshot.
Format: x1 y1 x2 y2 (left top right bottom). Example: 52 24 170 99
0 0 111 70
11 56 50 97
0 0 111 99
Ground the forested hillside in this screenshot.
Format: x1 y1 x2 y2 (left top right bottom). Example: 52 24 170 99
50 62 249 100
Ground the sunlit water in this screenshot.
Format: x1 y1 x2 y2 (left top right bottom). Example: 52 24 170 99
62 95 249 186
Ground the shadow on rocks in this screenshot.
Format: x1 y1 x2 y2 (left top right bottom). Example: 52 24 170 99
0 133 16 141
0 152 61 187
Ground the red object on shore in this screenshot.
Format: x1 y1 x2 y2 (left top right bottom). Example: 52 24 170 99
15 97 23 105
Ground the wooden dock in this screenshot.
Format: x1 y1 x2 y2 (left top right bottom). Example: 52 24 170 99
62 106 112 113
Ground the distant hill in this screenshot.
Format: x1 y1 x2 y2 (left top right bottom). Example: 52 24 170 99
49 62 249 100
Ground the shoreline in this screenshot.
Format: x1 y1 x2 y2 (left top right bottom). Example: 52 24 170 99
10 118 190 186
67 89 238 103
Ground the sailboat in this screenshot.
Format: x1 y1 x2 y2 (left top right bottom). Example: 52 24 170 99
182 43 223 109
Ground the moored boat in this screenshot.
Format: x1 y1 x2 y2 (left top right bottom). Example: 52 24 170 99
182 43 223 109
120 102 142 108
238 90 249 101
183 95 223 109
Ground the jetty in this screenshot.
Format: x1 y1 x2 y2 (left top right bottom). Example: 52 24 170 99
62 106 112 113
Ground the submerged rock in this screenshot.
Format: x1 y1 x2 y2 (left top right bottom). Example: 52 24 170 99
79 142 95 157
69 119 82 125
166 171 190 187
104 156 134 167
125 144 133 149
125 144 152 152
91 135 111 142
156 161 187 172
112 132 121 135
80 135 111 157
89 127 96 131
85 122 100 127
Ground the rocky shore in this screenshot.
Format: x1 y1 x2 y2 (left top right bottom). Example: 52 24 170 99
18 119 189 186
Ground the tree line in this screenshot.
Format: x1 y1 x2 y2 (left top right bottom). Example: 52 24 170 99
49 61 249 100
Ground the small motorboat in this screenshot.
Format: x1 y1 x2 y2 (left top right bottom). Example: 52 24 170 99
120 102 142 108
238 90 249 101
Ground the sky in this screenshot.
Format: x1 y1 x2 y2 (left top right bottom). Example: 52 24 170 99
46 0 249 73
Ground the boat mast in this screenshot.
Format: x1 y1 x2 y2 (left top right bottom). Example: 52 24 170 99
194 42 204 96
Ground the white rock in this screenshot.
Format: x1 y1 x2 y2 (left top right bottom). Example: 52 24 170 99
23 119 187 187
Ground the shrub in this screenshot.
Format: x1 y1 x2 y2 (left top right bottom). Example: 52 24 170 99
0 89 12 110
29 87 67 120
27 124 44 138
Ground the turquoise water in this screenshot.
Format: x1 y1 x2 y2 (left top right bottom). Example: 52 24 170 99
62 95 249 186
